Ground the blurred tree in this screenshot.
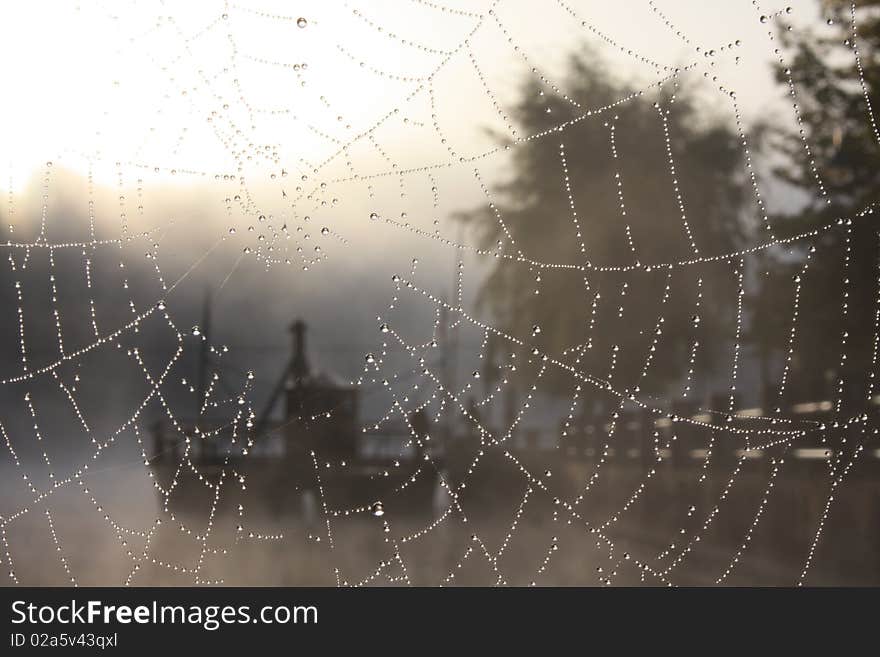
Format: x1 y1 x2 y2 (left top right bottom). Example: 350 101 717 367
752 0 880 410
456 46 750 399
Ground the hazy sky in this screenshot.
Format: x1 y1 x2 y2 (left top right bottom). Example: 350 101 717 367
0 0 821 186
0 0 828 294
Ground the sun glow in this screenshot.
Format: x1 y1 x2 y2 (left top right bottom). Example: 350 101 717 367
0 0 796 194
0 1 478 191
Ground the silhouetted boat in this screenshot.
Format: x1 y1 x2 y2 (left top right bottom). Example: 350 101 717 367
149 319 441 518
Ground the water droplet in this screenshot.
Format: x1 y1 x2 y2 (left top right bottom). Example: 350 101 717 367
370 501 384 517
365 353 376 364
297 17 308 28
369 212 379 221
191 325 201 336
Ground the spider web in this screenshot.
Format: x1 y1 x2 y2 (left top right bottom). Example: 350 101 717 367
0 0 877 586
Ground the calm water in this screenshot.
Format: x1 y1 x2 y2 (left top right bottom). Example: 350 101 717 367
3 451 877 587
